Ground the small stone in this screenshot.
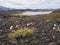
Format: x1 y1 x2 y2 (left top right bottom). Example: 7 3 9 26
0 19 2 21
25 39 29 43
48 42 56 45
57 40 60 45
9 39 17 44
0 30 2 32
52 35 56 39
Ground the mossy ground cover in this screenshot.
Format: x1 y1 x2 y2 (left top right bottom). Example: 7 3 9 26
8 27 34 38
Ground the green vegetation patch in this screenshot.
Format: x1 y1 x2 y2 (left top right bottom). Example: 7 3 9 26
7 27 34 38
57 26 60 32
45 19 52 23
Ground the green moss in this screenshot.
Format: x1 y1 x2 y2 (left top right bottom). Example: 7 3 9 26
7 27 34 38
57 26 60 32
45 19 51 23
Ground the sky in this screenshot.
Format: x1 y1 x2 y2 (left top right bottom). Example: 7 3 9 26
0 0 60 9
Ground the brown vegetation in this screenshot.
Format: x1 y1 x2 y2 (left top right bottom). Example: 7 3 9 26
29 10 60 19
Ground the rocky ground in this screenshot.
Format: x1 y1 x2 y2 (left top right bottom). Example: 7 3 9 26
0 16 60 45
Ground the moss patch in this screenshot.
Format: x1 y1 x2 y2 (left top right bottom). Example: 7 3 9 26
7 27 34 38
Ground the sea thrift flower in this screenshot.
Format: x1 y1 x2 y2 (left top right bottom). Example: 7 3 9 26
10 25 14 32
54 24 57 27
15 24 22 29
27 23 35 28
16 25 19 29
53 27 56 30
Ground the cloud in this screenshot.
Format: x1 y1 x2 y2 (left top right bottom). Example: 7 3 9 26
0 0 60 9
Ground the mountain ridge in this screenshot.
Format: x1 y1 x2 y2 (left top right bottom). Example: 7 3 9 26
0 6 60 11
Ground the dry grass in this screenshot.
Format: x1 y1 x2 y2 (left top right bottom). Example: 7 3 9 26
29 10 60 19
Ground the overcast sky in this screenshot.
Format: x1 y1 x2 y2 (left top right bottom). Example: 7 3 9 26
0 0 60 9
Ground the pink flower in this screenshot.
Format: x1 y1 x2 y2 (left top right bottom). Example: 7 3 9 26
10 25 14 32
10 26 14 30
15 24 22 29
27 23 35 28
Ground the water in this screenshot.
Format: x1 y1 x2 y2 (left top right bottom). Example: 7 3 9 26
22 11 53 15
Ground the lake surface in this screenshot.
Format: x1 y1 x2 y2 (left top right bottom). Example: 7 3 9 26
22 11 53 15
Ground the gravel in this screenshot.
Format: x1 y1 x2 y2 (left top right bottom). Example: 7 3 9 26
0 17 60 45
